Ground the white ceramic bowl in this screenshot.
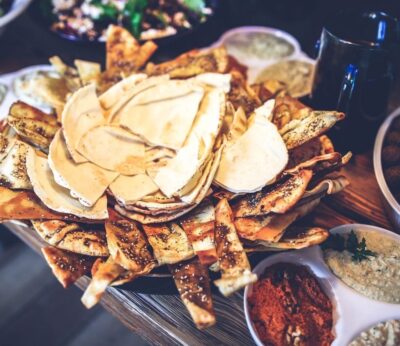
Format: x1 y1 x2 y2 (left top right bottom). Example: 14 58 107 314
209 26 309 83
244 224 400 346
373 107 400 232
0 0 32 37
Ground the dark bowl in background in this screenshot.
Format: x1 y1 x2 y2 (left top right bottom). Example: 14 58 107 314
28 0 223 63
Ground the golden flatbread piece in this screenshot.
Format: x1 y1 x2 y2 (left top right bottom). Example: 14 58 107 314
142 223 194 265
106 25 157 76
32 220 109 256
169 259 216 329
42 246 95 288
105 218 155 272
213 199 257 296
146 47 228 78
233 169 313 218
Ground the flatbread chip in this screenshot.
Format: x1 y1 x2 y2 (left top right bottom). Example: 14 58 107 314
146 47 228 78
105 218 155 272
235 197 321 242
170 259 216 329
0 140 32 189
27 149 109 220
49 130 118 207
33 220 108 256
180 201 217 266
118 80 204 150
246 227 329 251
213 199 257 296
99 73 147 110
0 187 101 222
106 25 157 75
74 60 101 86
110 174 159 206
61 84 105 163
280 111 345 150
233 169 313 218
142 223 194 265
115 203 197 224
81 257 126 308
77 125 145 175
42 246 95 288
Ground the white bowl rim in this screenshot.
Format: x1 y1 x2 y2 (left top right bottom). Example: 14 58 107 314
210 25 302 57
0 0 33 27
373 107 400 214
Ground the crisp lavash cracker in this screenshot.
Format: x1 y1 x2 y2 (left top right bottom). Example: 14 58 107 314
77 125 145 175
109 174 159 206
154 88 224 197
74 59 101 86
214 107 288 193
49 130 118 207
106 75 170 123
42 246 95 288
7 101 59 149
61 84 105 163
32 220 109 257
26 148 108 220
143 223 194 265
99 73 147 110
105 218 155 272
0 140 33 190
118 79 204 150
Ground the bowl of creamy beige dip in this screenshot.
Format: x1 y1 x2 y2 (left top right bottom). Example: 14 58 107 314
322 225 400 304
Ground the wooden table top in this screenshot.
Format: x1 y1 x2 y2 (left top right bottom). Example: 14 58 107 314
1 8 399 346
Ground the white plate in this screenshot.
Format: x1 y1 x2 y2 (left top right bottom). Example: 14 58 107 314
244 224 400 346
0 64 53 118
209 26 314 83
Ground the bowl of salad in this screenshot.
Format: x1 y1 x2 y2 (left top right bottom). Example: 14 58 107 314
31 0 218 44
0 0 33 36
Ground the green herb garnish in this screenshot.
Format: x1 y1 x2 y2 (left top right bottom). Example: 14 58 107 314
124 0 148 39
182 0 206 14
322 230 376 262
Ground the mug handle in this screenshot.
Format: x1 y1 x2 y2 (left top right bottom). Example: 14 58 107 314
337 64 359 113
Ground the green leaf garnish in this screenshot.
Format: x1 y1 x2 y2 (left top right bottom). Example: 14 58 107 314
322 230 376 262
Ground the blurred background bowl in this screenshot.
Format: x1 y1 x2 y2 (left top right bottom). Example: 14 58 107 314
0 0 32 36
373 107 400 232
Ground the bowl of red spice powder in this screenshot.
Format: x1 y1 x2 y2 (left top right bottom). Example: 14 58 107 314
244 255 336 346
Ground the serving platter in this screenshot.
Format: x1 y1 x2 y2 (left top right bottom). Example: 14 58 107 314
244 223 400 346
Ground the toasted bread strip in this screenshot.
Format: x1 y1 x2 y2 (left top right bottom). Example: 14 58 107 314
146 47 228 78
42 246 95 288
105 218 155 272
169 259 216 329
234 176 349 242
106 25 157 75
233 169 313 218
280 110 345 150
81 257 126 309
180 201 218 266
143 223 194 265
33 220 108 256
8 101 59 149
235 198 322 242
214 199 257 296
245 227 329 251
0 187 102 222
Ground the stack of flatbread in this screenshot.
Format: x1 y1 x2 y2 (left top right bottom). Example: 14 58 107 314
0 26 351 330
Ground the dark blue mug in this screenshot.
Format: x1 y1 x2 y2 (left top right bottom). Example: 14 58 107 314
310 11 399 152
